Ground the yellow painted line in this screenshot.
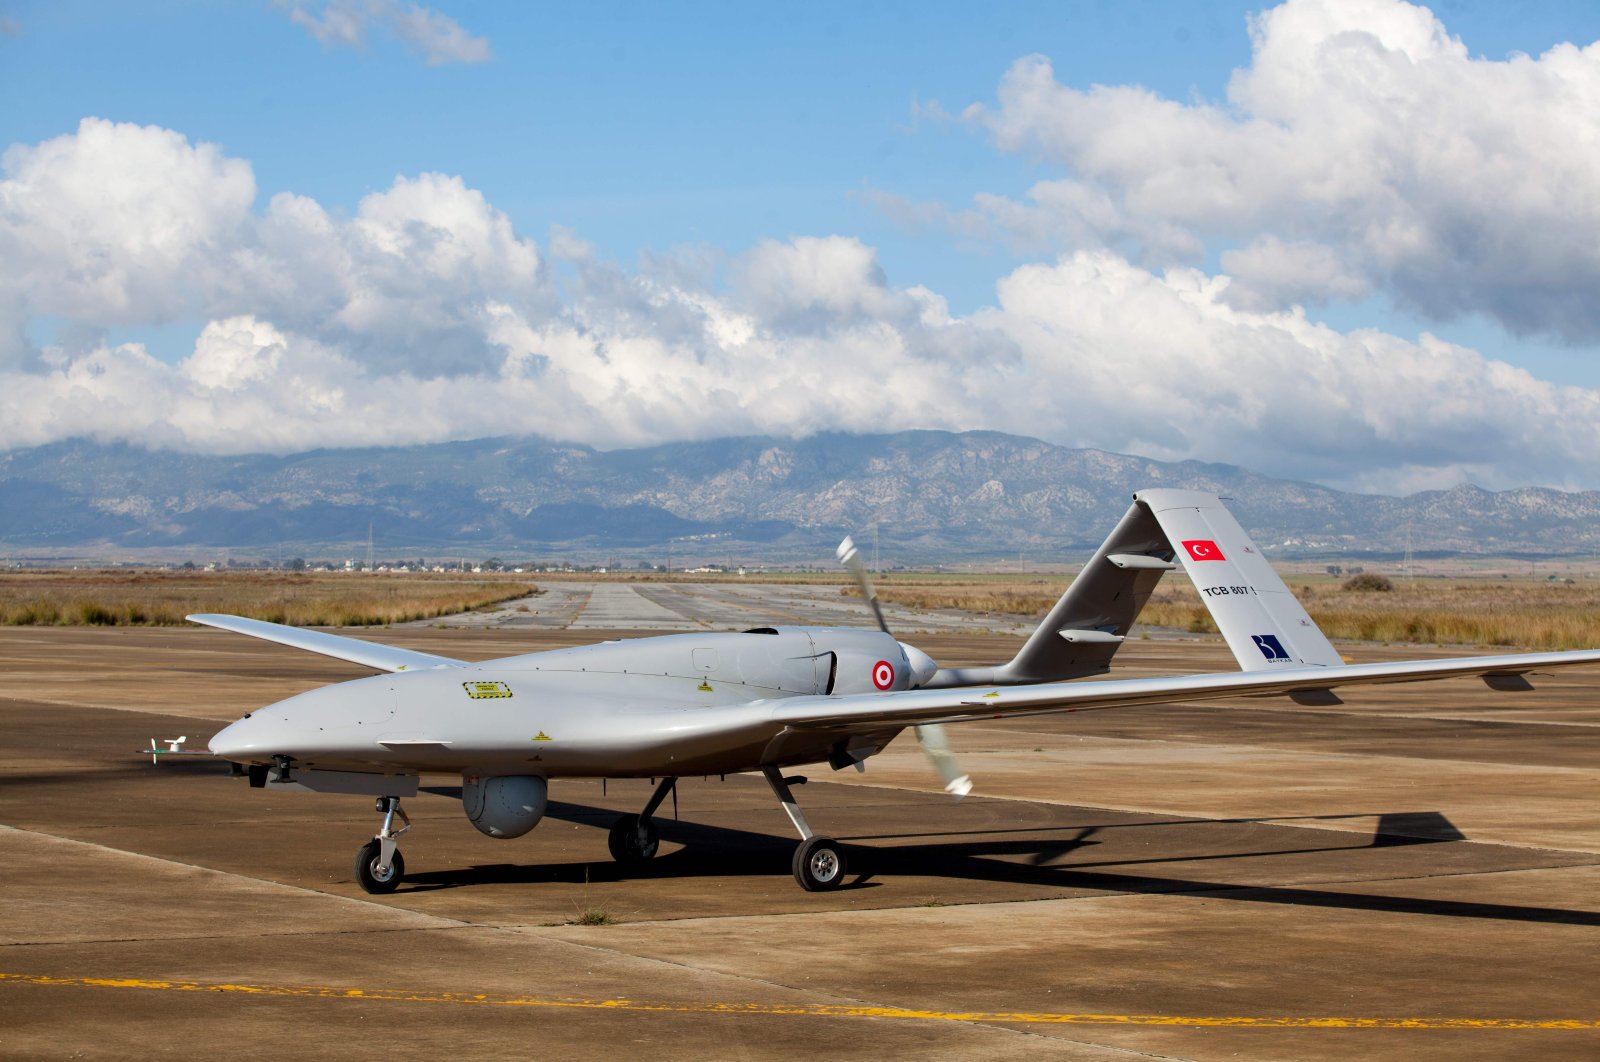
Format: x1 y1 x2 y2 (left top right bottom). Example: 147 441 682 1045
2 973 1596 1030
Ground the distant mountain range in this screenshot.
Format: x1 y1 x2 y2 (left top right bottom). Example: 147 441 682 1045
2 432 1598 561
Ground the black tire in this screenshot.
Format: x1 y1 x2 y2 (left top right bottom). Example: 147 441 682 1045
607 814 660 865
354 839 405 894
792 836 846 891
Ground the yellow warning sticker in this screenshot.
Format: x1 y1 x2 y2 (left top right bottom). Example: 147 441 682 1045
463 680 513 699
531 731 552 742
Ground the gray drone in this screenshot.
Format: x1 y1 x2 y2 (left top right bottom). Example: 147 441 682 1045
195 490 1600 893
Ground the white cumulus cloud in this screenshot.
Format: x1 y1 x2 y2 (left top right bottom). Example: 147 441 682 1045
3 114 1599 493
0 118 254 329
953 0 1600 340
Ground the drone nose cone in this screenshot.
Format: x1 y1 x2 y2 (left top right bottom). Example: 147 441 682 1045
210 716 269 761
899 641 939 688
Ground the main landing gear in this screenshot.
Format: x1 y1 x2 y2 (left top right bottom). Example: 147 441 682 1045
605 772 848 891
763 767 847 891
354 796 410 894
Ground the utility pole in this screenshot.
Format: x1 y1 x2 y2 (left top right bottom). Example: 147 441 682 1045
367 522 374 572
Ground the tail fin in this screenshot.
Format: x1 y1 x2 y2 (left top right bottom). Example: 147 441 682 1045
1137 489 1342 670
928 488 1340 688
929 496 1180 687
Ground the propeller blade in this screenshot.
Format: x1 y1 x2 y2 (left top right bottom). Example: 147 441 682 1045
837 535 971 796
836 535 889 635
915 723 973 799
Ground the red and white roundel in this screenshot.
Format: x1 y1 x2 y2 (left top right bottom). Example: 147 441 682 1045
872 660 895 690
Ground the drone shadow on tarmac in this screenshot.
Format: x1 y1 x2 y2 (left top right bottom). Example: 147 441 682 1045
400 791 1600 927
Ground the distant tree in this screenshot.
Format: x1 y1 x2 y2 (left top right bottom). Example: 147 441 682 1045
286 557 307 571
1342 572 1394 592
180 560 196 570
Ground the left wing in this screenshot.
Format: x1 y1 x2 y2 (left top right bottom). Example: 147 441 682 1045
769 648 1600 733
188 614 468 673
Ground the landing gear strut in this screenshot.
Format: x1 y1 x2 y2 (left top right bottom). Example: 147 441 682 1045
763 767 847 891
608 776 676 866
354 795 410 894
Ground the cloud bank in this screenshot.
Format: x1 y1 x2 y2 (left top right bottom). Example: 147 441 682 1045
948 0 1600 342
4 0 1600 495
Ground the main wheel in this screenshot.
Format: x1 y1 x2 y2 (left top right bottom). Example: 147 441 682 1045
607 813 660 865
354 839 405 894
792 836 846 891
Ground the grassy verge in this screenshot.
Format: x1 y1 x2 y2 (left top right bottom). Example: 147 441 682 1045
862 576 1600 651
0 570 537 627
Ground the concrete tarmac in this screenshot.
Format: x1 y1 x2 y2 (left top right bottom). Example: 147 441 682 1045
3 618 1600 1059
415 578 1037 634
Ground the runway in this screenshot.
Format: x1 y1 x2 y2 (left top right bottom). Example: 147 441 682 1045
415 577 1038 634
3 615 1600 1059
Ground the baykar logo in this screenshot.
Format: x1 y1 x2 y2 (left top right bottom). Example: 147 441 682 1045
1252 634 1291 662
1183 539 1226 562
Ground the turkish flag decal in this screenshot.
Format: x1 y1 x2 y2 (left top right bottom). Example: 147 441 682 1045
1183 539 1226 562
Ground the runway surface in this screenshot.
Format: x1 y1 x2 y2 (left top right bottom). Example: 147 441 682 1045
414 578 1039 634
4 600 1600 1059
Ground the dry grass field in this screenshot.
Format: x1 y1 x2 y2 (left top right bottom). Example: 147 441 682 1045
0 570 535 627
5 566 1599 649
863 574 1600 651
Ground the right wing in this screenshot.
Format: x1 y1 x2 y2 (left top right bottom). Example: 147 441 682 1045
187 614 467 673
769 648 1600 734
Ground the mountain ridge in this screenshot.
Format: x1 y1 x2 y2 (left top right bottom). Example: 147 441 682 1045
2 432 1596 560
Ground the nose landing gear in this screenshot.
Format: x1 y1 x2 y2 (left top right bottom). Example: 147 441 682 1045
608 776 676 866
354 796 410 894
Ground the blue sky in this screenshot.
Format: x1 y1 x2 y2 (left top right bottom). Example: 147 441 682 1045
2 3 1255 314
3 0 1600 493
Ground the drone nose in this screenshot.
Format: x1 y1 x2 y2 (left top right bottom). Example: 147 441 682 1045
209 716 268 761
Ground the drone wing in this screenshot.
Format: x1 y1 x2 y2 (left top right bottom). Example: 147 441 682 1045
188 614 468 673
769 648 1600 734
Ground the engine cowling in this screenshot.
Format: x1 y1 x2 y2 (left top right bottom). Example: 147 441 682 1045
462 774 548 839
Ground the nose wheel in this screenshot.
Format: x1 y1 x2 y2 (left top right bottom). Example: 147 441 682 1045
608 777 675 868
608 814 660 864
354 839 406 893
355 796 410 894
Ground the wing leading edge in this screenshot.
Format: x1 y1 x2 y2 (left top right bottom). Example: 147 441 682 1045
768 648 1600 733
187 613 468 673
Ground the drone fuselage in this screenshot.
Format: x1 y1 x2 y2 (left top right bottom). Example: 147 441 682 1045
209 626 929 778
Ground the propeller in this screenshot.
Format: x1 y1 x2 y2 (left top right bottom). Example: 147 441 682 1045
836 536 972 799
835 535 889 634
